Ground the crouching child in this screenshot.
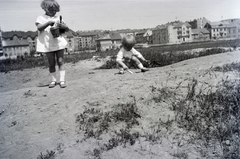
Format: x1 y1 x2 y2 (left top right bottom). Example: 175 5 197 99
116 35 149 74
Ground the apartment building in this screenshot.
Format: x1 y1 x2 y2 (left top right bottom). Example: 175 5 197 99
135 29 152 44
204 21 229 39
1 31 37 58
152 25 169 44
172 22 192 43
221 18 240 39
76 32 99 51
152 22 192 44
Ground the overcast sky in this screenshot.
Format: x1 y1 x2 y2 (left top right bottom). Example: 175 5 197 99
0 0 239 32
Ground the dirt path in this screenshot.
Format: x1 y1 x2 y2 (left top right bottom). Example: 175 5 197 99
0 51 239 159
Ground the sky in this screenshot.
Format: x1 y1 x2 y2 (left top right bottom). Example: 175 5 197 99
0 0 240 32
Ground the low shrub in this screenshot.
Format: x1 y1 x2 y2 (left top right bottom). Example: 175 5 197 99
151 77 240 158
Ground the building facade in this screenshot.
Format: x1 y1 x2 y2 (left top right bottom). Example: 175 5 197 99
76 32 100 51
135 29 153 44
152 22 192 44
95 32 122 51
221 19 240 39
191 28 210 41
1 31 37 58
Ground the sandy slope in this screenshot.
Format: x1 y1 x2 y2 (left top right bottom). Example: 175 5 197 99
0 51 239 159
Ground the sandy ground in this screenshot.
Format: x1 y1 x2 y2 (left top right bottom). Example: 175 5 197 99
0 51 240 159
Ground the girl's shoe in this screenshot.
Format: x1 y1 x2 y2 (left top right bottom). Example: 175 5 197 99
119 70 124 74
141 67 149 72
49 81 56 88
60 81 67 88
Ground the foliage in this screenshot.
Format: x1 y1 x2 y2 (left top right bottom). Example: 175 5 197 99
188 19 198 29
37 150 55 159
75 99 141 139
151 69 240 158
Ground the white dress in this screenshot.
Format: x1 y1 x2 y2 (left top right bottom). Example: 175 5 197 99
116 47 143 62
36 14 67 53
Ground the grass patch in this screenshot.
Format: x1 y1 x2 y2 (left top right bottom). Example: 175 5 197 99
212 62 240 72
151 76 240 158
37 150 55 159
76 99 143 158
75 98 141 139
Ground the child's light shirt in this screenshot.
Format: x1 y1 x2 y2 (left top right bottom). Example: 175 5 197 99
36 14 67 53
116 47 143 62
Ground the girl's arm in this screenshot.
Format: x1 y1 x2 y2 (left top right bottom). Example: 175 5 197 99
117 60 128 69
35 21 55 32
116 50 128 69
132 48 147 61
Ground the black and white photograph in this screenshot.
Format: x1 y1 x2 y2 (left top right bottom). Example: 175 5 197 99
0 0 240 158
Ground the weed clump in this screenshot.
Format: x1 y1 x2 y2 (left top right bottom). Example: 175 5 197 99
75 99 141 139
151 76 240 158
37 150 55 159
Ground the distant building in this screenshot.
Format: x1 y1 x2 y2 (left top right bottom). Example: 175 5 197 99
95 32 122 51
135 29 152 44
0 30 76 57
204 21 231 39
2 37 30 58
152 25 169 44
76 31 100 51
1 31 37 58
191 28 210 41
221 18 240 39
197 17 210 29
152 22 192 44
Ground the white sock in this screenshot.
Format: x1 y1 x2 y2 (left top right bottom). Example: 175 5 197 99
59 70 65 82
51 72 57 82
137 63 144 69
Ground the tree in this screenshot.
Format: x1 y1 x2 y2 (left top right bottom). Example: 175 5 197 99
189 19 197 29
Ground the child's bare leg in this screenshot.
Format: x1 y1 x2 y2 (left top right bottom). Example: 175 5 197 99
131 56 143 68
56 49 64 71
46 52 57 83
56 49 66 87
132 56 149 72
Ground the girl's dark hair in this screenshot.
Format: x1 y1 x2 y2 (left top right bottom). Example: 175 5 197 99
41 0 60 12
122 35 136 51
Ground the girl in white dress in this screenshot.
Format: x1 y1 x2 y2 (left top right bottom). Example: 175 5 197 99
35 0 69 88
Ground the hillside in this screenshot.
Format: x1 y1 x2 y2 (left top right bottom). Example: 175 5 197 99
0 51 240 159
